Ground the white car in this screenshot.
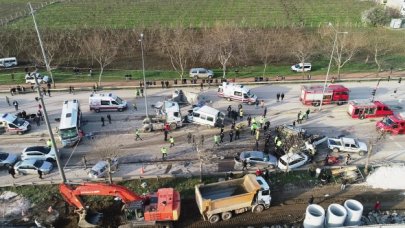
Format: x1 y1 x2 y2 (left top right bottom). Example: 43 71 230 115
291 63 311 72
21 146 56 162
278 152 309 171
25 73 51 84
14 159 53 175
88 157 118 179
189 68 214 79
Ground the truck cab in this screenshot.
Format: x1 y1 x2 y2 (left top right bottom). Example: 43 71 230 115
0 113 31 134
254 176 272 208
376 112 405 135
348 100 393 119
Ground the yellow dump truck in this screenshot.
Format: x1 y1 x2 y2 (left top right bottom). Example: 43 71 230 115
195 174 271 223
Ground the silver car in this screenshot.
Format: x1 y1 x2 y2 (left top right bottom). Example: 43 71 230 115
88 158 118 179
14 159 53 175
235 151 278 169
0 152 18 168
21 146 56 162
189 68 214 79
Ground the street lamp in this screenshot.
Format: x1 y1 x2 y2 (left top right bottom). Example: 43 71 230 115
319 23 348 111
139 33 149 119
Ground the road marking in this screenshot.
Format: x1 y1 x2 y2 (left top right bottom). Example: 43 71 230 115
395 142 404 149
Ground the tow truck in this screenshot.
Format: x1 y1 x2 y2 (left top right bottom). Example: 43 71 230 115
376 112 405 135
217 82 257 104
347 100 393 119
59 183 181 227
300 84 349 106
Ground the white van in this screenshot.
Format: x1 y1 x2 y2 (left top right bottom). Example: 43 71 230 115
0 57 17 68
291 63 312 72
187 105 225 127
0 113 31 134
89 93 128 112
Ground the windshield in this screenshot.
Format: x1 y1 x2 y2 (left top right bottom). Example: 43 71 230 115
279 158 287 166
12 117 26 127
60 127 78 140
246 91 254 98
382 117 395 126
115 97 123 104
33 160 44 168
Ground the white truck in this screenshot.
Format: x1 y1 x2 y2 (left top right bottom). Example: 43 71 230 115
327 137 367 156
89 93 127 112
142 101 183 132
217 82 257 104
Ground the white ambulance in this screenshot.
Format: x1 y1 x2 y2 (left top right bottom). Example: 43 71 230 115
89 93 128 112
217 82 257 104
0 113 31 134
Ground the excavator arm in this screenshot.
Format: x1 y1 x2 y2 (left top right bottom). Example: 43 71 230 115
59 183 144 210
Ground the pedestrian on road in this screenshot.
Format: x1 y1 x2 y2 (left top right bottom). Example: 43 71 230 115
161 147 168 160
232 110 238 122
345 154 351 165
47 89 51 97
164 129 168 141
276 93 280 102
135 129 143 141
5 96 10 106
281 93 285 101
132 102 137 111
259 117 265 129
242 160 248 171
187 132 192 144
260 100 265 108
374 201 381 213
101 117 105 126
82 156 88 170
107 114 112 124
140 88 144 97
235 126 240 140
38 169 43 179
227 105 232 118
69 86 72 94
247 115 252 127
306 108 310 120
200 135 205 148
161 81 164 88
220 132 225 143
255 99 259 109
165 81 169 88
297 111 302 124
229 130 234 142
13 100 19 111
308 195 314 205
38 103 42 110
341 178 347 191
292 120 296 127
263 107 267 117
169 136 175 147
220 127 224 134
8 166 15 178
255 129 260 141
214 135 220 146
200 82 203 91
231 121 236 130
239 108 244 120
34 116 40 126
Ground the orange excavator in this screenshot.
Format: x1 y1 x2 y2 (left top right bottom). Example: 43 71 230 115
59 183 181 228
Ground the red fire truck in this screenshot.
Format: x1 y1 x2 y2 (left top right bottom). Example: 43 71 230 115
376 112 405 135
347 100 393 119
300 84 349 106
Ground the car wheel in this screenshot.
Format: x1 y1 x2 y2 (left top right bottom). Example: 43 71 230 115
252 204 264 213
332 148 339 153
209 214 220 224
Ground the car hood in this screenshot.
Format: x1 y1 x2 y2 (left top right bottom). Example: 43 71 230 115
358 141 368 151
40 162 53 172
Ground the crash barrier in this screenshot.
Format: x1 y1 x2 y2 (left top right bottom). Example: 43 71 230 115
344 199 363 226
304 204 325 228
326 204 347 227
304 200 364 228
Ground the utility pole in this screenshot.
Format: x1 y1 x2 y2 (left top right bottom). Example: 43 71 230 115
33 75 66 183
28 2 55 88
364 132 385 175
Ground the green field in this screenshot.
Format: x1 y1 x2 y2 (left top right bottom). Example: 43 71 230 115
3 0 375 29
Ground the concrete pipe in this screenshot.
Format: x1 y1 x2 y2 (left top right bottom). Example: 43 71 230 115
303 204 325 228
326 203 347 227
344 199 363 226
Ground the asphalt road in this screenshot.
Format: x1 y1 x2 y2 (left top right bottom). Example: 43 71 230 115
0 80 404 186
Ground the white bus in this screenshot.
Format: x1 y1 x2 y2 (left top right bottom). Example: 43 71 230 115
59 99 82 147
0 57 17 68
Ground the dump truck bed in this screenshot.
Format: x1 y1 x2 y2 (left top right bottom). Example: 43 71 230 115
195 174 260 219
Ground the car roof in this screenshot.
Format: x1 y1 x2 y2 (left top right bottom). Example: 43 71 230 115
341 137 356 144
19 159 36 166
24 146 49 153
91 160 108 170
281 152 306 163
241 151 264 159
195 105 221 116
190 68 208 71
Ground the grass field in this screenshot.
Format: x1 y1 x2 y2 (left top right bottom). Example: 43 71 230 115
3 0 375 29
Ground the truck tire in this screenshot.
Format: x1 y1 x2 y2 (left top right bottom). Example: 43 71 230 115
227 98 232 101
359 151 365 156
332 148 339 153
252 204 264 213
208 214 220 223
221 211 232 220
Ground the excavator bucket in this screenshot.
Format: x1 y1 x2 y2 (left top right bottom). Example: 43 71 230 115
78 210 103 228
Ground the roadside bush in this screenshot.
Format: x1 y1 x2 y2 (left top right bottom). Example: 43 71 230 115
362 6 400 27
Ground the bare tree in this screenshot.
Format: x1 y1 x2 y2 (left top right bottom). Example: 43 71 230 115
159 27 197 80
366 28 397 76
289 31 317 78
82 29 122 86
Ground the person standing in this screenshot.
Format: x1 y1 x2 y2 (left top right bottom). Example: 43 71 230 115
263 107 267 117
132 102 137 111
101 117 105 127
306 108 310 120
38 169 43 179
239 108 244 120
135 129 142 141
37 109 43 121
345 154 351 165
42 87 47 96
247 115 252 127
229 130 234 142
308 195 314 205
82 156 88 170
200 135 205 148
297 111 302 124
374 201 381 213
5 96 10 106
8 166 16 178
140 88 144 97
341 178 348 191
255 129 260 141
34 115 40 126
161 147 168 160
235 126 240 140
227 105 232 118
200 82 203 91
255 99 259 109
107 114 112 124
281 93 285 101
214 135 220 146
169 136 175 148
47 89 51 97
13 100 19 111
276 93 280 102
220 131 225 143
260 100 265 108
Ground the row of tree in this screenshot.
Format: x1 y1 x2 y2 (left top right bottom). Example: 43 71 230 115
0 25 403 84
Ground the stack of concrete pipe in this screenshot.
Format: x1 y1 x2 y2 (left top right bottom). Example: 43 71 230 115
303 199 363 228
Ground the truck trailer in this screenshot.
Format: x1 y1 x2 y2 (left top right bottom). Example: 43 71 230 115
195 174 271 224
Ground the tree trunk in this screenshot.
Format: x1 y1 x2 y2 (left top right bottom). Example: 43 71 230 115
262 63 267 77
98 66 104 87
222 64 226 78
337 65 341 80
